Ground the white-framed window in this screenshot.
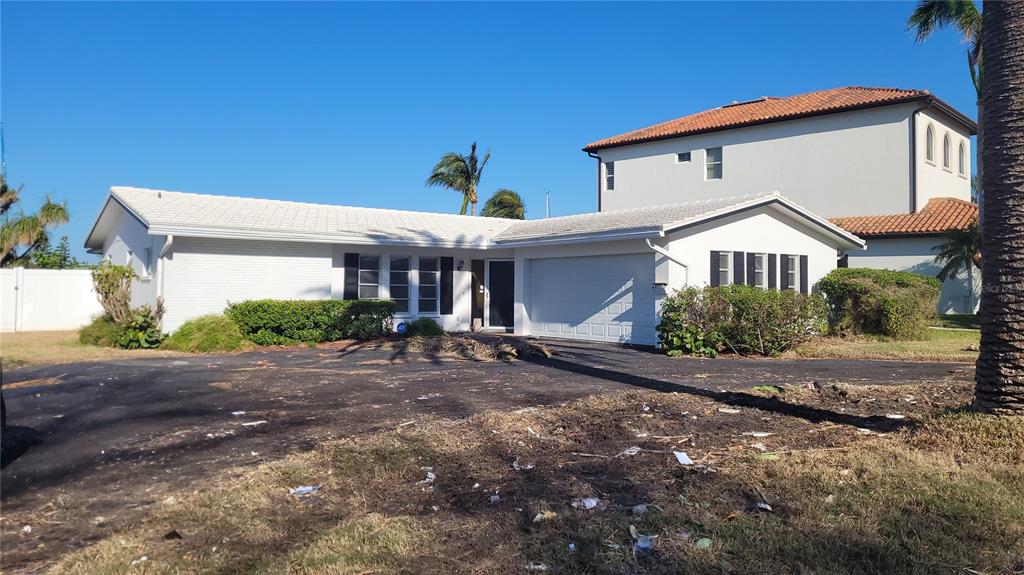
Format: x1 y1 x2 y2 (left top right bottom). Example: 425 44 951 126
389 256 410 313
943 133 951 169
754 253 767 288
925 124 935 163
358 255 380 299
958 141 967 175
604 161 615 191
126 249 133 266
676 152 691 163
705 147 722 180
786 254 799 291
718 251 732 286
143 247 152 276
418 257 440 314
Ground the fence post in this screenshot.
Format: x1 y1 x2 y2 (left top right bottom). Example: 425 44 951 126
13 267 24 332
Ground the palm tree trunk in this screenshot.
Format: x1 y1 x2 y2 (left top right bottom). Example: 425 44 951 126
975 0 1024 414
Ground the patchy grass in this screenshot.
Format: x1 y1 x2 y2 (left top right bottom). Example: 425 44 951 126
793 328 979 363
0 331 185 369
930 314 980 330
46 378 1024 574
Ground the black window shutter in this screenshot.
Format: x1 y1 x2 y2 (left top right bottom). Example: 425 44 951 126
746 253 756 286
780 254 791 290
799 255 809 294
768 254 778 289
343 253 359 300
709 251 720 287
838 254 849 268
440 257 454 315
733 251 745 286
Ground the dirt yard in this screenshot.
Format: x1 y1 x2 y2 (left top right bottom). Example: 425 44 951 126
3 338 1018 574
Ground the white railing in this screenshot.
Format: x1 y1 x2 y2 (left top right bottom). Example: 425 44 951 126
0 268 103 332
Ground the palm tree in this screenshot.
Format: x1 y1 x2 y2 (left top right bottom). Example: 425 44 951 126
907 1 985 204
1 174 69 267
974 0 1024 414
425 142 490 216
481 189 526 219
933 220 981 310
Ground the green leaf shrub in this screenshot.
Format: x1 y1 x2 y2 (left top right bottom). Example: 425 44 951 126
226 299 395 345
405 317 444 337
657 285 828 357
816 268 941 340
115 304 165 349
163 314 253 353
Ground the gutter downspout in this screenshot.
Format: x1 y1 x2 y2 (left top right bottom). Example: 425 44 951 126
156 234 173 300
646 237 688 286
587 151 601 212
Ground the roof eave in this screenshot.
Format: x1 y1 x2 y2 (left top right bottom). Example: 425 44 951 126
145 224 496 250
493 228 663 248
582 94 953 153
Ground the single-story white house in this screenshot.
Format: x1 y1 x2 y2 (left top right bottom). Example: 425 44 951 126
84 187 865 345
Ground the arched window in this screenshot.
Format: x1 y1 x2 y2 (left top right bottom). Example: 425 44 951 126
925 124 934 162
958 141 966 175
943 133 951 168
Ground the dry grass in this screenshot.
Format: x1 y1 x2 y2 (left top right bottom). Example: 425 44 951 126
792 328 980 363
0 331 186 369
47 379 1024 574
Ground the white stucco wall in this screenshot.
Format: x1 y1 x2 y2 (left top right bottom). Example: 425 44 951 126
845 236 979 314
100 206 165 309
914 108 972 209
596 104 918 217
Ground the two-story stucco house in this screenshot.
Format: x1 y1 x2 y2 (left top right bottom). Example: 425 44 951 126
583 86 979 312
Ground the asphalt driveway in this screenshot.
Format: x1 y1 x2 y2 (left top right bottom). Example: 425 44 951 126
0 339 971 572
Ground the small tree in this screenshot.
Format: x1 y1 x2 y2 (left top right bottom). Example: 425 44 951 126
1 174 69 267
31 236 82 269
91 261 136 323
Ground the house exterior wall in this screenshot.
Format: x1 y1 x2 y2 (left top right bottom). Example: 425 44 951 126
100 206 165 309
595 104 919 217
914 108 973 209
845 236 980 314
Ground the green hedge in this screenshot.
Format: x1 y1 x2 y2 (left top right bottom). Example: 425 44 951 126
405 317 444 337
225 299 395 345
816 268 940 340
658 285 828 357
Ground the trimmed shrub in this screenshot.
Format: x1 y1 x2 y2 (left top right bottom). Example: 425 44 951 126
226 299 395 345
163 315 252 353
816 268 941 340
405 317 444 337
658 285 828 357
79 315 120 347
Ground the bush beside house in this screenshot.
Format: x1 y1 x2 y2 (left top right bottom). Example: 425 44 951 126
226 299 395 345
658 285 827 357
162 315 253 353
816 268 941 340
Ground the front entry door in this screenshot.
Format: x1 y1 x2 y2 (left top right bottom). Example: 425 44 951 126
487 261 515 329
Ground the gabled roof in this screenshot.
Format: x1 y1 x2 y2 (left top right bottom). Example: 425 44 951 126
85 187 864 252
493 192 864 249
85 187 518 250
583 87 977 152
829 197 977 238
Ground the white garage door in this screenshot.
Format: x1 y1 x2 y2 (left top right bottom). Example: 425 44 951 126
528 253 657 345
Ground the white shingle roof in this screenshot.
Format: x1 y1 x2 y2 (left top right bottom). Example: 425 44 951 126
110 187 518 248
94 187 862 250
492 193 778 244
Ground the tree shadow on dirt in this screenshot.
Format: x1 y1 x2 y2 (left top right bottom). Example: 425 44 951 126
1 425 44 469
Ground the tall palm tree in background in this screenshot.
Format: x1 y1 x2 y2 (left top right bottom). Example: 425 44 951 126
481 189 526 219
1 174 69 267
974 0 1024 414
426 142 490 216
908 1 984 205
934 220 981 309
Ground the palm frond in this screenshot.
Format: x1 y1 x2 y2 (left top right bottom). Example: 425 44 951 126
907 0 981 44
481 188 526 220
932 221 981 281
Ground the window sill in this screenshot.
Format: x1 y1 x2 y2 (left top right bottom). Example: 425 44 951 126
925 160 936 167
943 167 953 173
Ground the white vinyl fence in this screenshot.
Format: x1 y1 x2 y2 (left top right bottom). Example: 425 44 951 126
0 268 103 333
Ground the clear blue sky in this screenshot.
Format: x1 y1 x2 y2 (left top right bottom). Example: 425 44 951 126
2 1 978 260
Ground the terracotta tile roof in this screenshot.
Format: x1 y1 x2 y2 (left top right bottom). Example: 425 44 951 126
583 87 974 151
829 197 977 238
